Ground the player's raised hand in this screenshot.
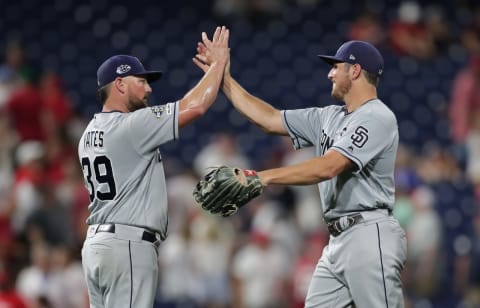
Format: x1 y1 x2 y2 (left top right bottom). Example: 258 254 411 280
193 26 230 75
193 42 209 73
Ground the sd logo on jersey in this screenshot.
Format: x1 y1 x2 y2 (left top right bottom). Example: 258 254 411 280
351 126 368 148
150 103 173 118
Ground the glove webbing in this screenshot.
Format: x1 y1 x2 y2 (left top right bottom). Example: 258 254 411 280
200 176 245 210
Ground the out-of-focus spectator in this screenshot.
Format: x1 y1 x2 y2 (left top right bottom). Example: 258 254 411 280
39 72 73 138
4 77 46 142
7 141 46 236
49 244 88 308
0 215 15 264
393 144 420 228
348 10 386 47
231 229 291 308
424 5 452 53
165 167 200 234
449 55 480 198
466 128 480 197
394 144 421 194
276 138 322 233
0 41 33 107
388 1 435 59
0 41 28 198
0 110 17 196
54 157 89 249
449 55 480 144
25 185 73 246
289 232 328 308
250 198 301 264
461 7 480 55
156 222 200 307
416 143 461 184
393 143 420 228
193 132 250 177
0 267 27 308
402 186 443 299
15 243 56 308
189 214 234 307
43 129 76 187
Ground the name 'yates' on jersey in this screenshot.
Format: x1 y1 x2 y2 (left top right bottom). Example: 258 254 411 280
84 130 104 148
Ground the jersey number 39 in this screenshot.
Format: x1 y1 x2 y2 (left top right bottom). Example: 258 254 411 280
81 156 117 202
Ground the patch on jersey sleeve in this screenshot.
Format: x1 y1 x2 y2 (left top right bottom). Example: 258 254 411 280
150 103 174 118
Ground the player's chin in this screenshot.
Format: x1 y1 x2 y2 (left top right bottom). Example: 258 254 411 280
330 83 336 92
330 87 337 98
331 89 343 101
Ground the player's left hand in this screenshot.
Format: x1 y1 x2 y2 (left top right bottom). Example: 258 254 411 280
192 166 264 217
193 32 231 76
193 42 210 73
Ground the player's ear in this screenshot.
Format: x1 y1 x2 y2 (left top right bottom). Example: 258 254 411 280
351 64 362 80
114 77 126 94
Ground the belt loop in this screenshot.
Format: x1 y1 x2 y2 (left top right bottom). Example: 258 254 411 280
94 224 101 234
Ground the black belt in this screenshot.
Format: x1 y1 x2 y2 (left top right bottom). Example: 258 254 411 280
95 224 158 243
326 213 363 237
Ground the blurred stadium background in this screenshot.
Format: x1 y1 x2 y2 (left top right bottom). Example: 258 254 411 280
0 0 479 307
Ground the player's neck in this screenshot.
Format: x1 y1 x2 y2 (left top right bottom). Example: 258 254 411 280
103 99 128 113
344 87 377 113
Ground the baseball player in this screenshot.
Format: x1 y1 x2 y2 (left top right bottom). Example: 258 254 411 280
194 40 407 307
78 26 229 308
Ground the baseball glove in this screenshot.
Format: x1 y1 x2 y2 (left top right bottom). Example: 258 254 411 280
193 166 264 217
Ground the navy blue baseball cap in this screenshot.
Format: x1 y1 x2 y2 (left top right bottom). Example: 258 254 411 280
97 55 162 88
318 40 384 76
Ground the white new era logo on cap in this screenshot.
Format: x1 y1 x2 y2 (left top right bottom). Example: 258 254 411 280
349 54 356 60
116 64 131 74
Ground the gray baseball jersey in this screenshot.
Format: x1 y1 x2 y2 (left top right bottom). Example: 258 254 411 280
282 99 406 307
78 102 179 238
79 102 179 308
281 99 398 222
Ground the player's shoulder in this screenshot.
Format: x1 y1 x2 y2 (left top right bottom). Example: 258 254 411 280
92 110 124 120
129 103 176 120
352 99 398 133
318 104 346 116
324 104 345 112
358 99 396 122
90 111 127 127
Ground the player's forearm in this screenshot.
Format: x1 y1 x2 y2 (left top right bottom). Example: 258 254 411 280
179 60 226 126
258 153 349 186
186 60 226 110
222 74 286 135
258 160 332 186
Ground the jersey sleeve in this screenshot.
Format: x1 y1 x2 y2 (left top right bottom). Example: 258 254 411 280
331 114 397 172
127 102 179 155
281 108 322 149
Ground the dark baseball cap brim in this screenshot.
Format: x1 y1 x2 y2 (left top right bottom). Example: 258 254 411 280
133 71 163 83
317 55 344 65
